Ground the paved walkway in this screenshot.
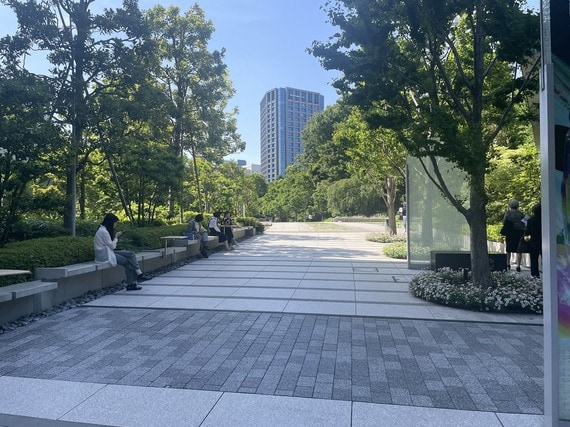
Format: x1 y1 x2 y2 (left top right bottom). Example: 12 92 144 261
0 223 544 426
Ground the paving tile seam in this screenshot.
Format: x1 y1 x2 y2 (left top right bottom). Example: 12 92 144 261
75 305 543 326
0 374 543 416
144 285 411 292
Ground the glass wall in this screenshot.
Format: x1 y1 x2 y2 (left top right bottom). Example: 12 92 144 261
407 156 470 269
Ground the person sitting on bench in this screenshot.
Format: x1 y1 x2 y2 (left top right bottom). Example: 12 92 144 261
94 213 149 291
208 210 232 251
187 213 209 258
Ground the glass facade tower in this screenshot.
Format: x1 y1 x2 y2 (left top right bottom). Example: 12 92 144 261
260 87 324 182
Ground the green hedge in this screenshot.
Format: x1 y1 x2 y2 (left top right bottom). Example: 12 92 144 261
0 224 187 287
0 218 264 287
383 241 407 259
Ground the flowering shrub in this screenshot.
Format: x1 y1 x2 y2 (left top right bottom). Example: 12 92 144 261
366 232 406 243
409 269 543 314
383 241 407 259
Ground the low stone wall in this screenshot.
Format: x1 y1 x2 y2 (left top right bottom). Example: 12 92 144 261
0 227 255 326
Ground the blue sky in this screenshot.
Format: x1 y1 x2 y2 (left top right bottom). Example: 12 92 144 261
0 0 340 165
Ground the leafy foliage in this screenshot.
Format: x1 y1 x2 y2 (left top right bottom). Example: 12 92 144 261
487 140 541 224
366 233 406 243
0 68 64 245
311 0 540 287
383 241 407 259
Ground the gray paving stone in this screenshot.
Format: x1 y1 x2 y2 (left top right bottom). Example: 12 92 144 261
0 306 544 415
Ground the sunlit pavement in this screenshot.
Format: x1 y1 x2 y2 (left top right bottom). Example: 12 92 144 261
0 222 543 426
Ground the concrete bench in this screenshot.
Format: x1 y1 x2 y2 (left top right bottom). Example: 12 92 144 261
1 280 58 299
35 262 99 280
0 280 58 325
206 236 222 249
1 229 256 326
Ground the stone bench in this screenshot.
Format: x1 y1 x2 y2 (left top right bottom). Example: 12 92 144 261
1 229 256 326
30 238 205 307
0 280 58 325
204 227 251 248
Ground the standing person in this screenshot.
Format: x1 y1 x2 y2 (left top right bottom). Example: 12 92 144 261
524 203 542 278
187 213 209 258
401 203 407 233
208 210 232 251
94 213 148 291
222 211 237 247
501 199 526 272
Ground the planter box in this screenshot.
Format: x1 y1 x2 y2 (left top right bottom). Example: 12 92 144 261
430 251 508 272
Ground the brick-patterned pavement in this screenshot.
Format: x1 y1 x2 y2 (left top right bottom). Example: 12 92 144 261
0 307 543 414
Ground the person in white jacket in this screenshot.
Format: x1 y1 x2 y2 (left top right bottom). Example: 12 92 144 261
94 213 148 290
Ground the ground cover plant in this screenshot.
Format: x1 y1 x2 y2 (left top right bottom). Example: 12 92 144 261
409 269 543 314
365 232 406 243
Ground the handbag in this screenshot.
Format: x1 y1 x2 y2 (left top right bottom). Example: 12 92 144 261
517 237 530 254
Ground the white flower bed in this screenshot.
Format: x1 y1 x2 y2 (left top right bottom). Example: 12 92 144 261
409 269 543 314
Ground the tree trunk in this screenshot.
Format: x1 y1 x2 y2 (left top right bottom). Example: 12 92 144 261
63 154 77 236
386 176 398 235
469 175 493 287
106 152 134 225
190 141 204 213
78 171 85 220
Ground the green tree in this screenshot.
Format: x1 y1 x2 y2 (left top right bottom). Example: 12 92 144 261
147 5 244 216
0 68 64 244
311 0 540 286
327 177 383 217
2 0 151 235
260 178 290 221
90 79 180 225
487 140 541 224
334 107 406 234
300 102 351 182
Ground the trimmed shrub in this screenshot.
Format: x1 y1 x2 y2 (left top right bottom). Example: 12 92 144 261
0 224 189 287
366 232 406 243
236 217 264 234
383 241 407 259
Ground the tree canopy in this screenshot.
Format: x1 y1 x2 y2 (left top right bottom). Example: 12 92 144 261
311 0 540 285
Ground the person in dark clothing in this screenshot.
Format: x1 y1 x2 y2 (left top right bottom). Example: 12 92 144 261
502 199 526 271
187 214 209 258
524 204 542 278
222 211 237 247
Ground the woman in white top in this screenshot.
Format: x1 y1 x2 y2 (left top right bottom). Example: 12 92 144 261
208 211 231 250
94 213 147 290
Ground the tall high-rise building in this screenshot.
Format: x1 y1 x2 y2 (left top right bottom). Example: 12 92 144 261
260 87 324 182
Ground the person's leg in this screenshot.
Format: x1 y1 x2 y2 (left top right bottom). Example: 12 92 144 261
114 252 137 287
199 233 209 257
506 252 512 269
115 250 144 286
515 252 522 272
218 233 231 250
530 249 540 277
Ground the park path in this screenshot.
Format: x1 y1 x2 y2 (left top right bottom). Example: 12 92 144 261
0 222 543 426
